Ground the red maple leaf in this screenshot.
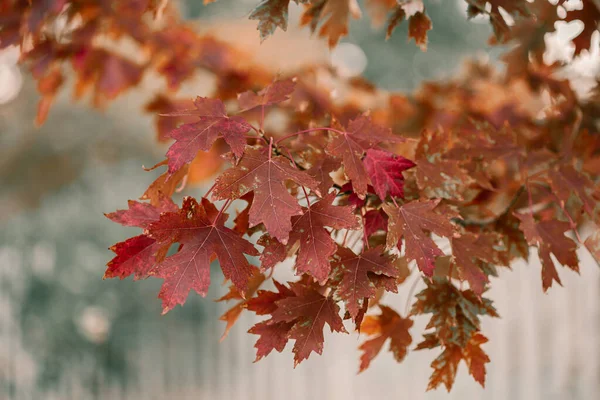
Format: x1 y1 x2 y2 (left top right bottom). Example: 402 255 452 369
146 197 259 313
358 305 413 372
237 77 296 112
363 209 388 237
383 200 455 276
326 114 404 198
548 164 596 218
334 247 400 320
105 235 166 280
212 146 320 244
364 148 415 200
515 212 579 291
289 193 359 283
248 279 346 365
451 233 500 295
105 195 177 228
164 97 252 175
271 280 347 365
216 267 266 340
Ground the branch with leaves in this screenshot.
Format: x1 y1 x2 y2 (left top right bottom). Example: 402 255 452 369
2 0 600 392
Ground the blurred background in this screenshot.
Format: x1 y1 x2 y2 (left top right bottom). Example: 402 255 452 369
1 0 599 399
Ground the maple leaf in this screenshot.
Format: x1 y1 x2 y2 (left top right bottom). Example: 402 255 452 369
289 193 360 283
383 200 455 276
271 280 347 364
515 212 579 291
146 197 259 313
248 279 346 364
326 114 404 198
363 209 388 237
247 279 295 316
248 0 309 41
451 233 500 295
257 234 289 270
72 48 144 108
217 267 266 340
301 0 362 47
306 156 341 196
411 278 498 348
412 278 496 390
358 305 413 372
364 149 415 200
407 11 432 51
248 320 295 361
245 273 299 362
212 146 320 244
425 333 490 392
140 160 189 207
333 247 400 320
105 196 177 229
414 130 472 201
426 344 462 392
230 192 252 235
105 235 166 280
585 227 600 266
164 97 251 175
463 333 490 387
548 165 596 218
385 1 432 50
237 78 296 112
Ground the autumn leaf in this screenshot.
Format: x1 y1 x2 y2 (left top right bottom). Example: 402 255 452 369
515 212 579 291
358 305 413 372
415 130 472 201
451 233 500 295
146 197 259 313
364 148 415 200
333 247 400 320
411 278 498 348
301 0 363 47
408 12 432 51
426 344 462 392
548 164 596 218
585 227 600 266
271 280 347 364
164 97 252 175
237 78 296 112
105 235 166 280
385 0 432 50
363 209 388 237
140 160 189 207
383 200 455 276
212 146 320 244
425 333 490 391
463 333 490 387
413 279 496 390
249 279 346 365
257 234 289 270
306 156 341 196
289 193 359 283
326 114 404 198
105 196 177 229
248 0 308 41
217 267 266 340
